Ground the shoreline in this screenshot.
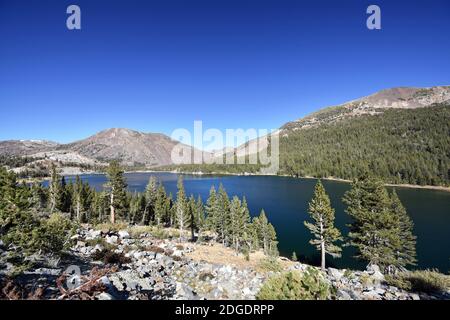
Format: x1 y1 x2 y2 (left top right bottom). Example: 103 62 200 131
17 168 450 193
126 169 450 193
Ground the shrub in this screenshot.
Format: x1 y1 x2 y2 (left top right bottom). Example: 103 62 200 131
145 245 165 254
386 270 450 294
257 268 330 300
30 213 75 254
257 257 283 272
91 248 131 265
95 222 128 233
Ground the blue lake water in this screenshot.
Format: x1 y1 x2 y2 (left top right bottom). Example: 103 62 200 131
62 172 450 272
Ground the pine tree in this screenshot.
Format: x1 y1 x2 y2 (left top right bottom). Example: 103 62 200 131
195 195 205 240
229 196 251 254
216 184 231 246
390 190 417 270
72 176 84 222
154 184 168 226
59 176 71 213
187 195 197 241
175 176 187 241
205 186 219 234
343 175 416 272
0 167 36 248
48 164 61 213
142 176 157 225
106 161 128 224
253 210 278 256
304 180 342 271
91 191 108 223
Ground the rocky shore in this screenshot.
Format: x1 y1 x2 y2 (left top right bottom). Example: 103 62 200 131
0 227 448 300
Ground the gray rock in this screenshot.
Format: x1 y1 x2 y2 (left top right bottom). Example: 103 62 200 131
118 230 130 239
23 268 61 276
93 244 103 252
109 270 154 292
176 283 199 300
76 240 86 248
97 292 114 300
328 267 344 281
106 235 118 245
366 264 385 283
410 293 420 300
336 289 352 300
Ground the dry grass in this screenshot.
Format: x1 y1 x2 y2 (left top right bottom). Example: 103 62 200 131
186 243 294 272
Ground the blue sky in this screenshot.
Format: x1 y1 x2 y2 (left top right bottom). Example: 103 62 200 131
0 0 449 144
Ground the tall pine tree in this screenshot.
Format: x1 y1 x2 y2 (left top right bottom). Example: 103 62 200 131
304 180 342 271
106 161 128 224
343 175 417 272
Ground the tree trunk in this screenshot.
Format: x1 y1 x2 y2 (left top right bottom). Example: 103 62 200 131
76 199 81 222
320 219 325 271
110 192 115 224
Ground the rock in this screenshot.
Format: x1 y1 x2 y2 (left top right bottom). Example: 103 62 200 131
106 235 118 245
109 270 154 292
99 275 111 286
410 293 420 300
242 287 252 296
97 292 114 300
118 230 130 239
172 250 183 257
336 289 352 300
366 264 384 283
176 283 199 300
76 241 86 248
29 268 62 276
70 234 80 240
93 244 103 252
328 268 344 281
86 229 102 240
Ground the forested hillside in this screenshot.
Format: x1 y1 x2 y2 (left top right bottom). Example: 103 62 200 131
279 104 450 186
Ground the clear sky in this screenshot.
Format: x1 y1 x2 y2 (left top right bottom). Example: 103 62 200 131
1 0 449 144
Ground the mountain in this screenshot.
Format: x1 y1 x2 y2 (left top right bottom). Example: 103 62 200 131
275 86 450 186
0 140 59 156
61 128 196 167
282 85 450 131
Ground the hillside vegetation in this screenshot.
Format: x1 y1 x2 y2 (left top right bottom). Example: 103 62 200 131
279 104 450 186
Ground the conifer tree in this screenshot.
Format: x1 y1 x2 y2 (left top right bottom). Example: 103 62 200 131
343 175 417 272
91 191 108 223
142 176 157 225
175 176 187 241
48 164 61 213
106 161 128 224
72 176 84 222
195 195 205 240
187 195 197 241
253 210 278 256
216 184 231 245
229 196 251 254
154 184 168 226
59 176 71 213
205 186 219 234
390 190 417 270
304 180 342 271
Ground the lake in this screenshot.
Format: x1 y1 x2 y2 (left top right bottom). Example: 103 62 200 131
62 172 450 272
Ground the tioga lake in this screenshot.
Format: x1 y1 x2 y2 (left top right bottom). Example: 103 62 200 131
62 172 450 272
